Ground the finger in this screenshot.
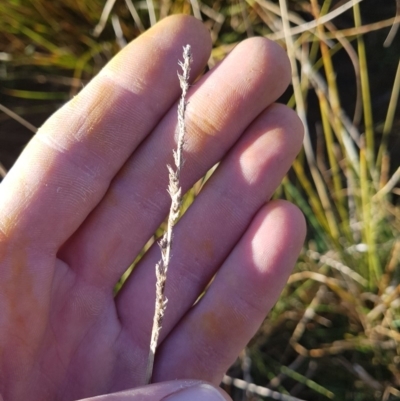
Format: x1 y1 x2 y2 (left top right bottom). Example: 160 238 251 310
153 201 306 383
116 104 303 353
60 38 292 289
78 381 231 401
0 15 211 250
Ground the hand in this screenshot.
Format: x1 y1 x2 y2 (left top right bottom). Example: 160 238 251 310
0 15 305 401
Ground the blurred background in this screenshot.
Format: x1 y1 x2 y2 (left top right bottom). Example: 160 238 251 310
0 0 399 400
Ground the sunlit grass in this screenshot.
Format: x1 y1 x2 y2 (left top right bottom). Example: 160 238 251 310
1 1 399 400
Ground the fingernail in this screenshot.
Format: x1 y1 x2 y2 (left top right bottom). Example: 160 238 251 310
162 384 227 401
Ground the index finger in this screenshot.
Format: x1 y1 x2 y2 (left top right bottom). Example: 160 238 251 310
0 15 211 251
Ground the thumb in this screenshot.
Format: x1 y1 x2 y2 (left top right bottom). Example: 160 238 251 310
78 380 232 401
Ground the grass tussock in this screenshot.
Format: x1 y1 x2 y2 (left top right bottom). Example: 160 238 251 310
1 0 400 400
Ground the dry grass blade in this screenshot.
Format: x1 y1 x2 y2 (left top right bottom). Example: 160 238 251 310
336 357 383 391
240 0 254 37
0 103 37 133
331 15 400 37
292 337 397 358
146 0 157 26
323 20 362 126
307 250 368 286
0 52 11 61
223 375 307 401
375 167 400 199
111 14 127 48
290 285 327 346
189 0 202 20
270 0 364 40
0 162 6 178
254 0 306 26
124 0 145 32
93 0 117 37
384 0 400 47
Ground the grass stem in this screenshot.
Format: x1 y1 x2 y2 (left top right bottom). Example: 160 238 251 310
144 45 192 385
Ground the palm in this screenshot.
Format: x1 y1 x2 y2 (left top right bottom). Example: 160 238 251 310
0 15 305 401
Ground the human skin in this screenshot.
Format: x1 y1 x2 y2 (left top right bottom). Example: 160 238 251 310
0 14 306 401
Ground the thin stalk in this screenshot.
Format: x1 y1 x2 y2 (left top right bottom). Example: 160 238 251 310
279 0 340 244
145 45 192 384
377 59 400 168
360 141 381 287
311 0 348 226
292 160 333 243
353 3 375 162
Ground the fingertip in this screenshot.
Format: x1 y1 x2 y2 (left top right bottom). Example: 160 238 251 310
162 382 231 401
235 103 303 188
265 103 304 154
267 199 307 244
160 14 212 56
102 14 212 92
251 199 306 273
234 37 292 98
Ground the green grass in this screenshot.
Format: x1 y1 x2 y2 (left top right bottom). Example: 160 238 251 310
1 0 400 400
